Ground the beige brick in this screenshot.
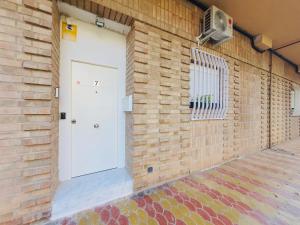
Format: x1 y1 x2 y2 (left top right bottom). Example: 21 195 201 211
23 30 51 43
0 1 17 11
23 0 52 14
22 135 51 146
23 45 51 57
22 92 51 100
23 151 50 161
23 76 52 85
23 166 51 177
23 15 52 28
22 60 51 71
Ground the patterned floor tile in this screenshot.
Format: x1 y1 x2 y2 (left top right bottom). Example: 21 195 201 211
49 146 300 225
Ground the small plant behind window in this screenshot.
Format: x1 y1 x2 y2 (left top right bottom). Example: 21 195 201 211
189 94 215 109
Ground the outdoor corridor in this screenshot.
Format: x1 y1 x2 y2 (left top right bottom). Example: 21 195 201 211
49 138 300 225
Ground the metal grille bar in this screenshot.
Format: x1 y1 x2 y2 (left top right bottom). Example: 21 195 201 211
190 48 229 120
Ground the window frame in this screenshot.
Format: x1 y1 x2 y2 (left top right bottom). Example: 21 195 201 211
189 48 229 120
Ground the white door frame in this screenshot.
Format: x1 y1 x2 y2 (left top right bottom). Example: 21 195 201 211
58 16 128 181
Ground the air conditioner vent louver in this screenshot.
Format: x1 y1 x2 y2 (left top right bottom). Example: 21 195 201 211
204 9 211 33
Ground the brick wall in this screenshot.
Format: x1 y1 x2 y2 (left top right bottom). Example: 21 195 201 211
126 18 300 191
128 21 191 189
50 0 60 208
0 0 59 224
125 28 135 176
0 0 300 224
114 0 300 190
270 55 300 146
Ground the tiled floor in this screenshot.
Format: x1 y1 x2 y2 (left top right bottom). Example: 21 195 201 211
49 139 300 225
51 168 133 220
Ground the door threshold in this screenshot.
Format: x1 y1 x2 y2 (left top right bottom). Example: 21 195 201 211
51 168 133 220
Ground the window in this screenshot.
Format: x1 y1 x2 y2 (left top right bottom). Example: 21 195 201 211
189 48 229 120
291 85 300 116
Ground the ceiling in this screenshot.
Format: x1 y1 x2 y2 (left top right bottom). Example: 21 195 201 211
196 0 300 66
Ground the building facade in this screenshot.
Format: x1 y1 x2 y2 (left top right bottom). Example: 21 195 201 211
0 0 300 224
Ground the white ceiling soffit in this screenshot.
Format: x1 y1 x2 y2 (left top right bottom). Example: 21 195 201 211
196 0 300 66
58 2 131 35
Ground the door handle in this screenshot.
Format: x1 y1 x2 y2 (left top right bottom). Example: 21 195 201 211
94 123 99 128
71 119 76 124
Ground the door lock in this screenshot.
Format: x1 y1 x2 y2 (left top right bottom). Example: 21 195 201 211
94 123 99 128
71 119 76 124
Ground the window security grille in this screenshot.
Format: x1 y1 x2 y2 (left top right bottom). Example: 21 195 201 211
190 48 229 120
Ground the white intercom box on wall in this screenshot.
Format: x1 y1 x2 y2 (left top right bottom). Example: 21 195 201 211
122 95 133 112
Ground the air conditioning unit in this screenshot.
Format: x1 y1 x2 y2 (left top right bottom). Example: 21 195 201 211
198 5 233 45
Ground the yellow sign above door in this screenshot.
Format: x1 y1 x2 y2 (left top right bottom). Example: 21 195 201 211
62 22 77 42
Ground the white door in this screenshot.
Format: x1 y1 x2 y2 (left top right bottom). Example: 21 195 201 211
71 61 118 177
